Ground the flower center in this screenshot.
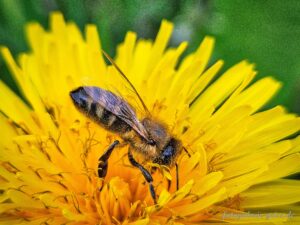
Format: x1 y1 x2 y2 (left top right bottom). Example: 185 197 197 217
98 176 145 223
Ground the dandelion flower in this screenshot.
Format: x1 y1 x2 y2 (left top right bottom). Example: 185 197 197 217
1 12 300 225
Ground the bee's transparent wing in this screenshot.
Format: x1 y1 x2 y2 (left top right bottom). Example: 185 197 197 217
83 86 150 141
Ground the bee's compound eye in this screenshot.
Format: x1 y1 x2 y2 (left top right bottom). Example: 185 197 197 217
148 139 156 146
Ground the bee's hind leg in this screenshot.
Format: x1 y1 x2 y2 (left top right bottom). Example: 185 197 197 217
98 140 120 178
128 150 157 204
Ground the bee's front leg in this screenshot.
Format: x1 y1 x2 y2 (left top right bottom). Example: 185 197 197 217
175 163 179 190
98 140 119 178
128 150 157 204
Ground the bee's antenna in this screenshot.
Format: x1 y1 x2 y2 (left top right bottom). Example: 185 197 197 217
101 50 150 114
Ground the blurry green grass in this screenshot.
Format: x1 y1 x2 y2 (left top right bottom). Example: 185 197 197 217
0 0 299 113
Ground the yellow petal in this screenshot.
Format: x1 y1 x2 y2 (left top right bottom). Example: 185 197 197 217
241 179 300 208
174 187 226 216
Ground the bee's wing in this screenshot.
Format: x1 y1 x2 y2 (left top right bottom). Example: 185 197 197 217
83 86 150 141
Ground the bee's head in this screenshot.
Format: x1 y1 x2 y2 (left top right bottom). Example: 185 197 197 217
153 138 182 166
70 87 89 111
142 118 182 165
142 118 169 149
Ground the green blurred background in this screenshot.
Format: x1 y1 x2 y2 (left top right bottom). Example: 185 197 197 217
0 0 299 113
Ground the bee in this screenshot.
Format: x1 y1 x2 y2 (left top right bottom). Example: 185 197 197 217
70 51 186 204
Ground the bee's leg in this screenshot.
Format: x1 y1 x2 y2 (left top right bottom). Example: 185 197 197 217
98 140 119 178
167 179 171 191
175 163 179 190
183 146 191 157
128 150 157 204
